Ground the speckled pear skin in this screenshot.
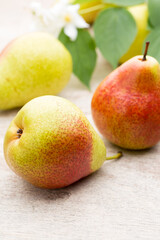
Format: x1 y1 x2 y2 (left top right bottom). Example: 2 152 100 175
4 96 106 189
0 32 72 110
92 56 160 150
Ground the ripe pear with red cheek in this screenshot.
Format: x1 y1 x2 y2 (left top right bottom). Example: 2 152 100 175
92 42 160 150
4 95 121 189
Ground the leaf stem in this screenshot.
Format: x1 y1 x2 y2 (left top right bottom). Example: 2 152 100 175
142 42 150 61
79 4 105 15
106 151 123 161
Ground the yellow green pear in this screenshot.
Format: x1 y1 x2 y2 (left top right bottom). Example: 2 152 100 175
4 95 121 189
78 0 113 24
79 0 103 23
120 3 149 63
0 32 72 110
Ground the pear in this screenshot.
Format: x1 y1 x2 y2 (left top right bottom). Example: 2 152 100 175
78 1 113 24
79 0 104 24
120 3 149 63
4 95 122 189
0 32 72 110
92 42 160 150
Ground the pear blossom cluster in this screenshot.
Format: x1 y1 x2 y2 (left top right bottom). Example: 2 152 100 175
30 0 89 41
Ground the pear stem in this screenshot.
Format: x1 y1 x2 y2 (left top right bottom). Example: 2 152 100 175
142 42 150 61
106 151 123 161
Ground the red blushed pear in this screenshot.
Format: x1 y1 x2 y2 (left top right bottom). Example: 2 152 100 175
92 42 160 150
4 96 122 189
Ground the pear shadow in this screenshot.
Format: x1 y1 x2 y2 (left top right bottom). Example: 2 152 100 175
17 179 71 202
65 169 104 192
0 107 21 116
103 137 158 161
14 169 105 202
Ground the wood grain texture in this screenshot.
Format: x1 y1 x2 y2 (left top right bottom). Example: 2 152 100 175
1 1 160 239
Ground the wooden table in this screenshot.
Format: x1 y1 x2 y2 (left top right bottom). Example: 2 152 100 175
1 1 160 239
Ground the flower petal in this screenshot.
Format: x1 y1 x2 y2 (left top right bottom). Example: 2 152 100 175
73 14 89 28
64 24 78 41
67 4 80 12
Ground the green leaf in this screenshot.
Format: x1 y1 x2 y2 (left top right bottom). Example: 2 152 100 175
147 18 154 31
59 29 97 88
102 0 146 6
148 0 160 28
94 7 137 68
144 28 160 63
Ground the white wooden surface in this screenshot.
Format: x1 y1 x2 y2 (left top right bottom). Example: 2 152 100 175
1 1 160 239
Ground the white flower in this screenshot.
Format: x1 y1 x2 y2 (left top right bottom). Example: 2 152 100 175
30 2 52 26
30 0 89 41
51 0 89 41
30 1 61 37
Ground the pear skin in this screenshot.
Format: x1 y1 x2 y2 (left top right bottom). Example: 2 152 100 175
120 3 149 63
79 1 114 24
79 0 103 24
0 32 72 110
92 48 160 150
4 96 107 189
